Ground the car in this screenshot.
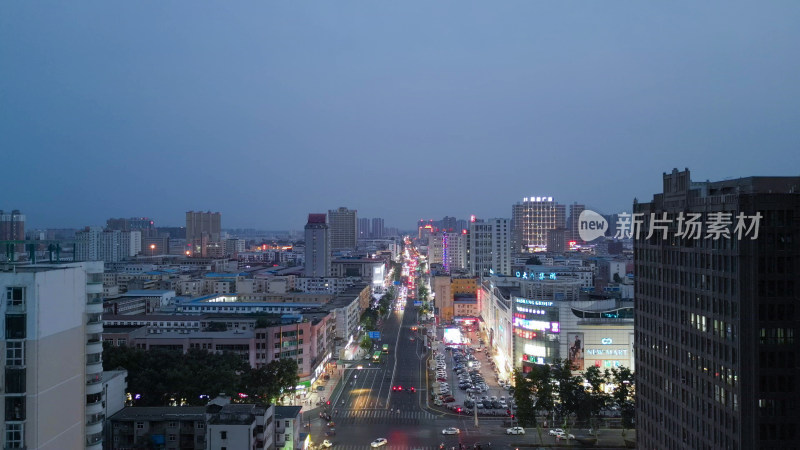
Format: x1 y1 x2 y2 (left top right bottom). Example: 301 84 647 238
443 396 455 402
548 429 565 436
370 438 388 447
321 439 333 447
442 427 460 435
434 399 444 406
506 427 525 435
392 385 403 391
407 387 416 393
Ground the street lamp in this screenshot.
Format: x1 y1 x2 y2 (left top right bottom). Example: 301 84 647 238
150 244 156 257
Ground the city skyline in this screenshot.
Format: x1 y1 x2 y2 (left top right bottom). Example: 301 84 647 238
2 2 799 229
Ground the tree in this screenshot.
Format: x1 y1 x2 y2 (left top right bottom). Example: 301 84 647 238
360 334 372 350
613 273 622 283
551 358 583 438
582 365 611 434
205 322 227 332
511 369 536 427
610 366 635 436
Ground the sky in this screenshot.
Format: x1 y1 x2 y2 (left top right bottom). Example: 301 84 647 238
2 2 799 231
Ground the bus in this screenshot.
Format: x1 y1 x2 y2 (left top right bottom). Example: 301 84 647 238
372 351 382 362
382 344 389 354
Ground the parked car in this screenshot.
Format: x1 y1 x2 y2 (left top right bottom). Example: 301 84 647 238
548 429 565 436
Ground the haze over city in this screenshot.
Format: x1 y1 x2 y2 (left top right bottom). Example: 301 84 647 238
2 2 799 229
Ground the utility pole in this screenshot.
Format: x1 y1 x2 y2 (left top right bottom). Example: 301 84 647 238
474 398 479 427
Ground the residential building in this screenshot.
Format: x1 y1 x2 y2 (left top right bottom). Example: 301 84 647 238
371 218 384 238
511 196 566 252
108 406 207 450
185 211 221 257
304 214 331 278
273 406 302 450
0 209 25 256
75 227 140 262
1 261 105 450
327 207 357 251
468 218 511 277
206 402 274 450
567 203 586 245
634 168 800 449
358 218 370 239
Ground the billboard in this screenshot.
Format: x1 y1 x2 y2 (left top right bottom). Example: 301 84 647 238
567 332 584 371
443 328 464 345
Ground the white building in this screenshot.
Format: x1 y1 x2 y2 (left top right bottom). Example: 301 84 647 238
274 406 302 450
468 218 511 277
1 261 105 450
327 207 357 251
75 227 137 262
206 402 275 450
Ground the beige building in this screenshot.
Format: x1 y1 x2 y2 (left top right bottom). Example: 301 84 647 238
1 261 105 450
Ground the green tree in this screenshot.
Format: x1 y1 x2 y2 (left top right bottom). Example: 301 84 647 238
552 358 583 438
610 366 635 436
512 369 536 427
204 322 228 331
613 273 622 283
582 365 611 434
360 334 372 350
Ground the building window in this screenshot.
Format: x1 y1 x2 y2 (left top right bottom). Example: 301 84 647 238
169 434 176 442
5 424 23 448
136 422 144 429
5 287 25 309
168 421 177 428
5 341 24 366
220 431 227 440
285 420 290 427
285 434 291 442
197 422 205 429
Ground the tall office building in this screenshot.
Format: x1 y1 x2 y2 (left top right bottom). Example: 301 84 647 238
371 218 384 238
468 218 511 277
358 218 370 239
0 210 25 255
106 217 156 237
185 211 221 257
304 214 331 277
567 202 586 244
511 197 566 252
546 228 567 253
1 261 105 450
634 169 800 449
328 207 357 251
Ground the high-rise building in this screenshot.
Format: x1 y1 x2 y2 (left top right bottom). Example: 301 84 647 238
0 210 25 255
634 168 800 450
1 261 105 450
304 214 331 277
185 211 221 257
358 218 370 239
371 218 384 238
567 203 586 244
106 217 156 237
469 218 511 277
328 207 357 251
511 197 565 252
75 227 139 262
546 228 567 253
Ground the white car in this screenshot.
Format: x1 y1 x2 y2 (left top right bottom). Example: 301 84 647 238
371 438 388 447
321 440 333 448
548 429 565 436
441 427 460 435
506 427 525 435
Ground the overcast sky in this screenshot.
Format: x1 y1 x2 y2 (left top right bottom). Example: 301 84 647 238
2 1 799 230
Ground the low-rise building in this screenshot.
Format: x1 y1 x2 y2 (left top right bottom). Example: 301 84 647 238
109 406 207 450
206 402 274 450
274 406 302 450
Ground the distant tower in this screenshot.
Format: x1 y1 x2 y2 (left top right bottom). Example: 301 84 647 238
567 203 586 244
371 218 384 238
358 218 370 240
0 209 25 255
327 207 357 251
185 211 221 257
304 214 331 277
511 197 565 252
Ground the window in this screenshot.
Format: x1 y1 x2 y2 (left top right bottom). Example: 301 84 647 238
197 422 205 429
136 422 144 429
5 424 23 448
220 431 227 439
5 342 24 366
169 434 176 442
285 434 291 442
168 421 177 428
6 287 25 309
285 420 290 427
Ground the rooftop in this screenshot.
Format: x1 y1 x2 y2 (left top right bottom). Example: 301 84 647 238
110 406 206 422
122 290 175 297
274 405 302 419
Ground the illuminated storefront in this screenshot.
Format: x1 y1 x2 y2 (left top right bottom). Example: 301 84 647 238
512 296 561 371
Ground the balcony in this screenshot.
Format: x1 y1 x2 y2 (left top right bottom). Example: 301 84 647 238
86 419 103 435
86 431 103 449
86 301 103 314
86 341 103 356
86 321 103 335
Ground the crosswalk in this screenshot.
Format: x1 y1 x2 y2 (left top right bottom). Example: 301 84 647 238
330 409 439 425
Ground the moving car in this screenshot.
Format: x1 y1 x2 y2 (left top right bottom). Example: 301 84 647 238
548 429 565 436
370 438 388 447
321 439 333 447
441 427 460 435
506 427 525 435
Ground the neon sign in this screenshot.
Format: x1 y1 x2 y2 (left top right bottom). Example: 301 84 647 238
586 349 628 356
515 298 554 307
515 271 557 280
601 338 613 345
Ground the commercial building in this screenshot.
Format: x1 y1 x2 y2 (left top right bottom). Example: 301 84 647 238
511 196 566 252
546 228 567 253
1 261 105 450
567 203 586 245
327 207 357 251
468 218 511 277
185 211 221 257
634 169 800 449
304 214 331 278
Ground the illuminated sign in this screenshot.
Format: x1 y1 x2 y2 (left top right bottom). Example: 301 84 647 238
523 344 546 357
550 322 560 333
515 298 554 307
521 354 546 364
513 317 552 331
514 329 538 339
595 360 622 368
515 271 557 281
601 338 613 345
586 349 628 356
516 307 546 315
